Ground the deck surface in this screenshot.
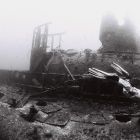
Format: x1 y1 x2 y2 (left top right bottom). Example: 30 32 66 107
0 84 140 139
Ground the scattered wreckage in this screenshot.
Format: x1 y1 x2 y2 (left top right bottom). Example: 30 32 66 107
0 23 140 139
14 61 140 133
25 23 140 102
87 62 140 101
24 61 140 103
0 23 139 105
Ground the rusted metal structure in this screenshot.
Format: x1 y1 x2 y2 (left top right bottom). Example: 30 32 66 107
28 23 75 89
0 23 139 103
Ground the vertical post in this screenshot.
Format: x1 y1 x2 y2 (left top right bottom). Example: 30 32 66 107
42 23 51 51
34 27 41 48
51 36 54 51
31 29 36 49
58 34 62 50
42 24 48 51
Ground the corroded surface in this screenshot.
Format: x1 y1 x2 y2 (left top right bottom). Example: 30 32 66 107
0 84 140 139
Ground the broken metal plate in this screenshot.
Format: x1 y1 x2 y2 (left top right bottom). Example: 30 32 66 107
38 103 62 114
71 112 85 122
84 113 107 124
45 109 70 127
35 111 48 123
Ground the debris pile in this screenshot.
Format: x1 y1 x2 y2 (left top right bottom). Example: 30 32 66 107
86 62 140 101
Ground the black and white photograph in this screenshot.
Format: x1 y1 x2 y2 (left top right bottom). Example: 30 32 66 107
0 0 140 139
